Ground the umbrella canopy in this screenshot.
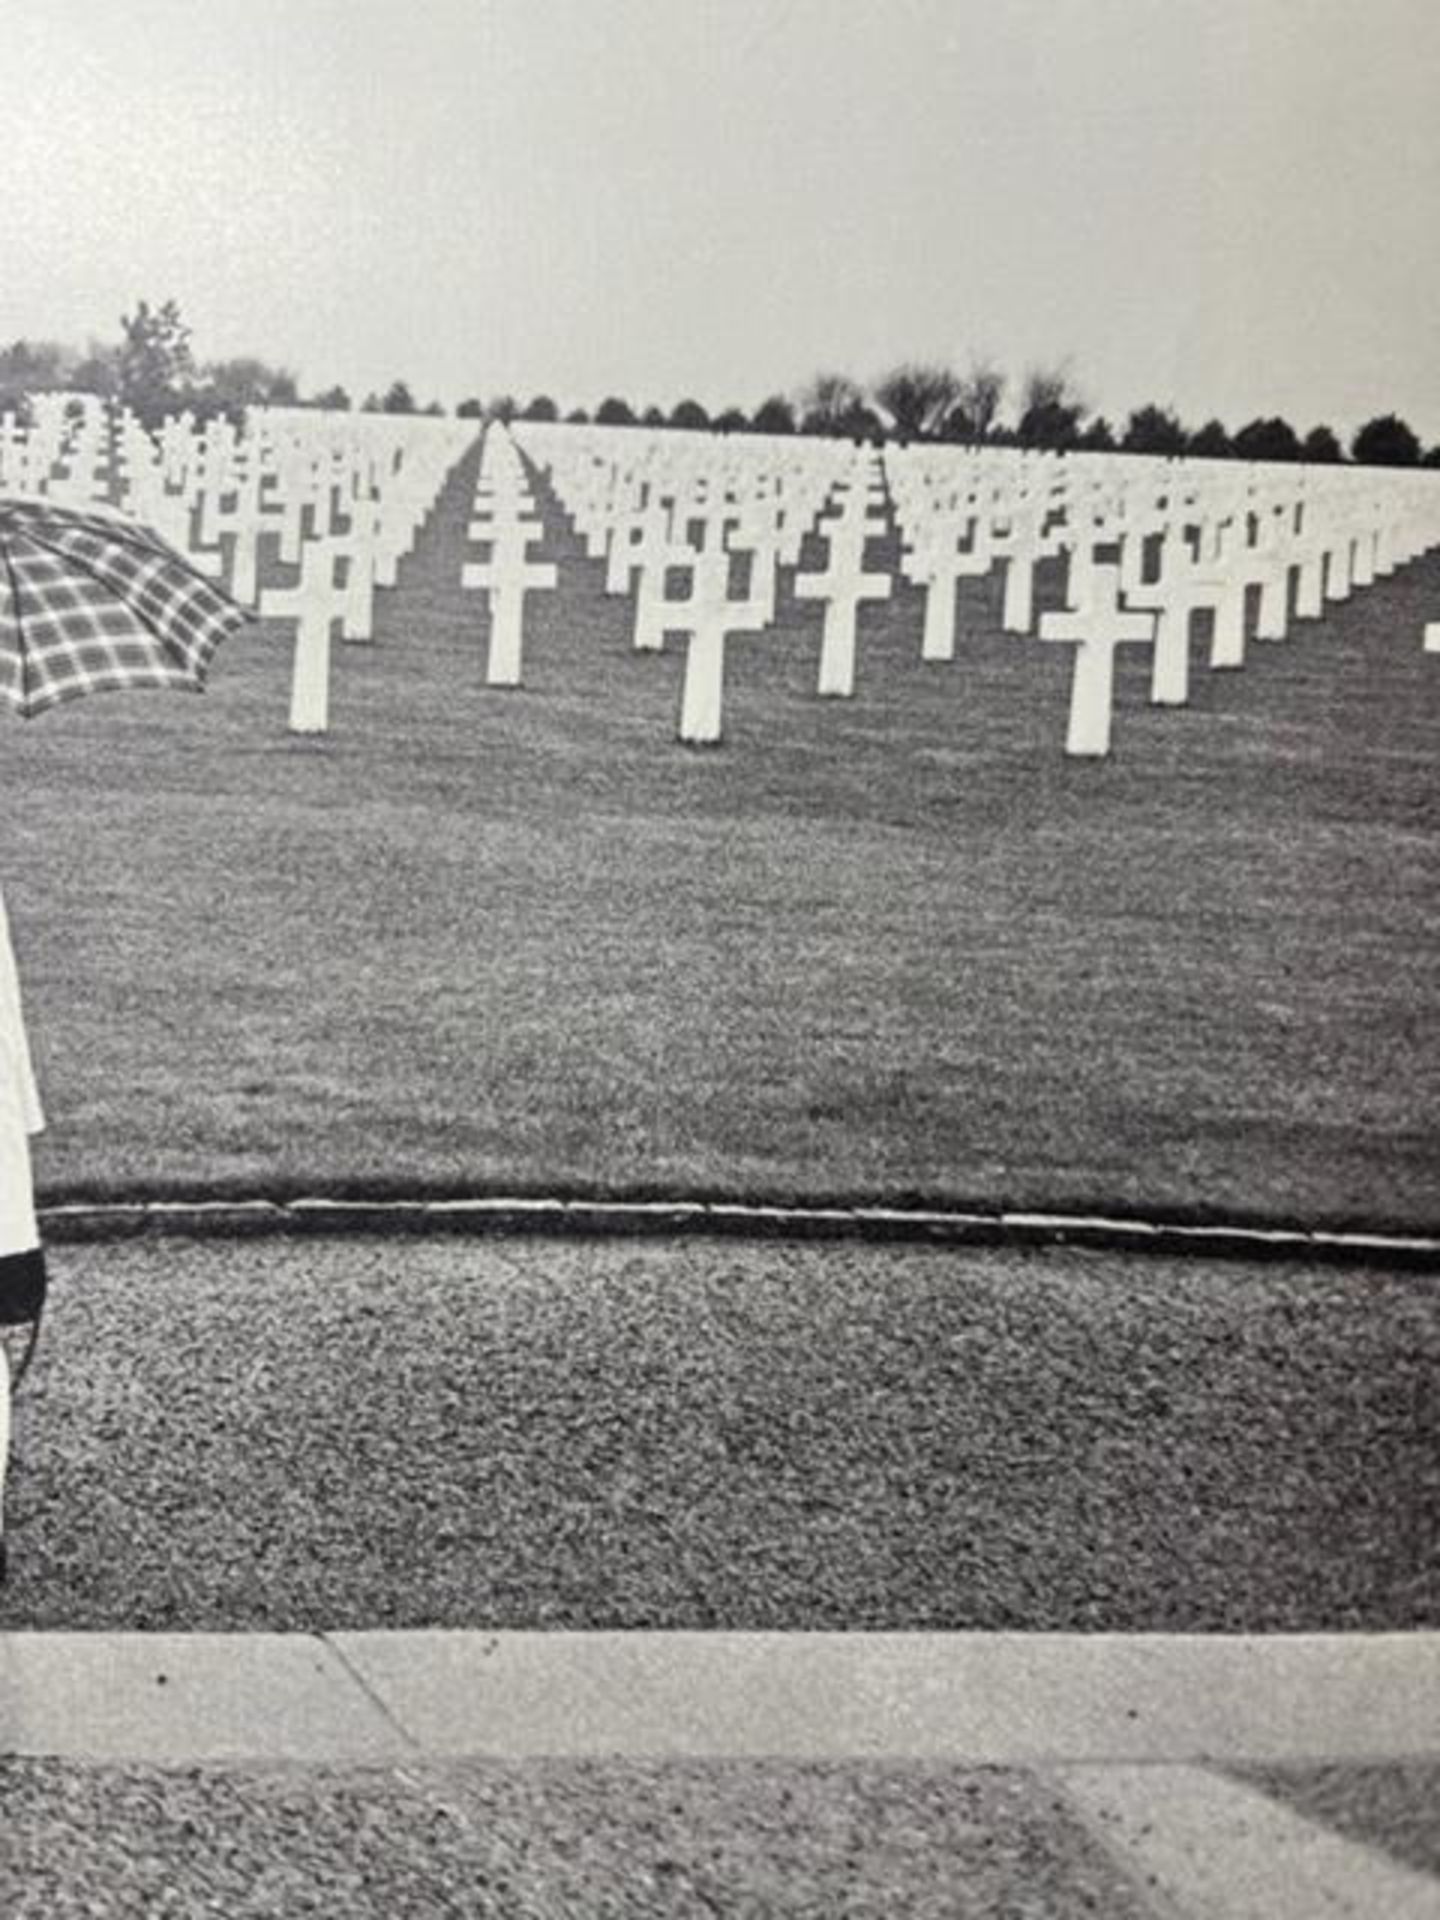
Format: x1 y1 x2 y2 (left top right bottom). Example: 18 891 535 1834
0 497 253 718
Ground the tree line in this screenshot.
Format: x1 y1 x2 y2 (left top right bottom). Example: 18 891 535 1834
3 306 1436 468
0 302 441 431
552 363 1434 470
446 373 1439 469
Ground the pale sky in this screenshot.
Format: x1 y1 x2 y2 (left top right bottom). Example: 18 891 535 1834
5 0 1438 438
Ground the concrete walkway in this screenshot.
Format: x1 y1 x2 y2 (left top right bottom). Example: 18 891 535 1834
4 1629 1437 1765
4 1629 1438 1917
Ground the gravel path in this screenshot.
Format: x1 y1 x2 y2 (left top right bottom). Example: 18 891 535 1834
3 1232 1434 1631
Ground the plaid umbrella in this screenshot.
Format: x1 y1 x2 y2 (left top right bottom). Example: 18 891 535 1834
0 496 253 718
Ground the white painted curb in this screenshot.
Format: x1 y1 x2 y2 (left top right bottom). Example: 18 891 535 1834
36 1195 1440 1265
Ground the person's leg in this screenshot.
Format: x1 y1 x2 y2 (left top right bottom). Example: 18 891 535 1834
0 1338 9 1557
0 1076 43 1581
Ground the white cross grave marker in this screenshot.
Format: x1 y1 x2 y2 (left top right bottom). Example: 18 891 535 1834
993 512 1051 634
461 521 558 686
793 528 893 697
606 505 661 595
1037 563 1156 757
729 504 783 627
628 512 683 651
1197 526 1253 670
338 493 381 643
1252 524 1295 644
903 519 994 661
1325 532 1354 603
261 538 348 734
1294 541 1326 620
1121 528 1205 706
658 547 767 746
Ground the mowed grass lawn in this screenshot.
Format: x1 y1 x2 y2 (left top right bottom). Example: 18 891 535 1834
3 442 1437 1226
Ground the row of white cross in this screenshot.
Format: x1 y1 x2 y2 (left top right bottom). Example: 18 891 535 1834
487 427 907 739
1 396 474 735
5 399 1437 753
460 431 557 686
506 422 1440 755
889 439 1440 750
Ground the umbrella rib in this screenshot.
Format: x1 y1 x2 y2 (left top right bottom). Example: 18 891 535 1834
11 506 193 576
0 536 35 711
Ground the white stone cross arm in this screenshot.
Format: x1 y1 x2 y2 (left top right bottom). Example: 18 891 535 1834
468 508 544 549
461 531 559 602
1037 563 1156 757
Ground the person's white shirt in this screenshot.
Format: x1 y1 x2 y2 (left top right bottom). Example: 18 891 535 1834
0 885 43 1260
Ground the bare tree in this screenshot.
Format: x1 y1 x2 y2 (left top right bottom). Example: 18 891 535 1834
950 358 1006 441
798 371 865 434
1020 362 1082 417
872 361 959 439
1015 362 1085 450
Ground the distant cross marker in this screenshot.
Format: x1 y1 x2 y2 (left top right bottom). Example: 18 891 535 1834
658 547 766 746
1195 528 1252 670
606 506 662 595
793 530 893 697
338 493 381 643
1121 529 1205 706
1037 563 1156 757
993 515 1050 634
629 513 684 651
262 539 348 735
729 503 783 626
461 520 558 686
904 520 993 661
1325 533 1354 603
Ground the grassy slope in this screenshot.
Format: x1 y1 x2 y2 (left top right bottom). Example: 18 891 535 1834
2 443 1437 1225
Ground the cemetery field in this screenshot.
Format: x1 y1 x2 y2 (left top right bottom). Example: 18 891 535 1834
2 446 1437 1229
